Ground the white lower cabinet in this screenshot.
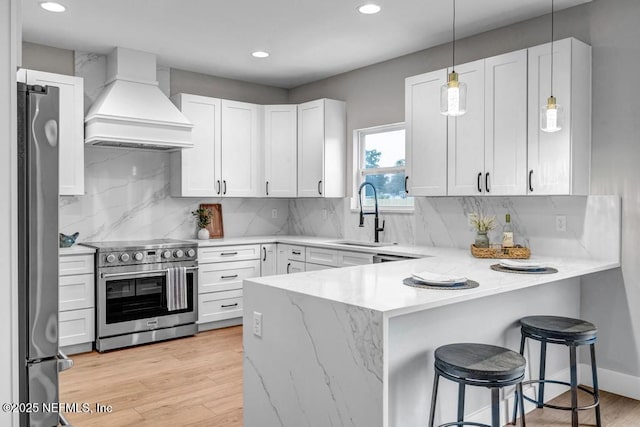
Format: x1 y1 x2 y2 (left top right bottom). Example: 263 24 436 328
198 289 244 324
288 260 306 274
197 245 260 329
305 263 335 272
337 251 374 267
59 253 95 353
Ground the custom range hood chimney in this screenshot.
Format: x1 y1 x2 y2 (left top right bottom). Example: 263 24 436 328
84 47 193 150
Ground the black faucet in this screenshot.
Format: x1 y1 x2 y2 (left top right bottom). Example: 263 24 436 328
358 182 385 243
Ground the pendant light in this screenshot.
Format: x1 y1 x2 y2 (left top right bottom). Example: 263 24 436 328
541 0 563 132
440 0 467 116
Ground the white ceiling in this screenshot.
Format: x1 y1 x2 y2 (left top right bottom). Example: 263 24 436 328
21 0 590 89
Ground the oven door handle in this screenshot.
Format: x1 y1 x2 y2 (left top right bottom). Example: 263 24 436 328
101 266 199 279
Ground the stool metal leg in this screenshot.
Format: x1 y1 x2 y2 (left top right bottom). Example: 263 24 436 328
537 341 547 408
512 333 527 425
428 372 440 427
590 343 602 427
491 387 500 427
569 345 578 427
457 383 465 423
517 382 526 427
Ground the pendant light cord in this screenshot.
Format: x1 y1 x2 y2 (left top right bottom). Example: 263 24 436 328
452 0 456 70
550 0 554 96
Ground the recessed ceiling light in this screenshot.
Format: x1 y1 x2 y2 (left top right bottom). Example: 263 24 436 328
358 4 381 14
251 51 270 58
40 2 66 12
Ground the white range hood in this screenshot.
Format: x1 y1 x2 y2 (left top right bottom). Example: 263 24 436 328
84 47 193 151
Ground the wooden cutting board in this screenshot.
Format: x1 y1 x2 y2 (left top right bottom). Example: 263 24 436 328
199 203 224 239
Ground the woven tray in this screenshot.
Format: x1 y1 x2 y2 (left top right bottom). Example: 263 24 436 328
470 244 530 259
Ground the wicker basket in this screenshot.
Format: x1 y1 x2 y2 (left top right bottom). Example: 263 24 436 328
470 244 531 259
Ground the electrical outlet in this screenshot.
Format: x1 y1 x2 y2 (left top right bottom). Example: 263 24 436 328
253 312 262 337
555 215 567 232
322 209 328 220
271 209 278 219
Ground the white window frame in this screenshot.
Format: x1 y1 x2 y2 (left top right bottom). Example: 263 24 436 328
351 122 414 212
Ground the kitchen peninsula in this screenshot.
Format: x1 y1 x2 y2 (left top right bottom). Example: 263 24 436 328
243 244 619 427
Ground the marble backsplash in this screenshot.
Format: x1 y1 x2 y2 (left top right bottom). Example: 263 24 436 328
288 195 621 261
59 147 289 243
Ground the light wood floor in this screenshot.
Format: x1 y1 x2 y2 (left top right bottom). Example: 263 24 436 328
61 326 640 426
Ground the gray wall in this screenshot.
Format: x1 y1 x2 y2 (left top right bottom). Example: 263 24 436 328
289 0 640 381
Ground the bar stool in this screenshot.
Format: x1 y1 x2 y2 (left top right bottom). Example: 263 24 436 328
513 315 602 427
429 343 526 427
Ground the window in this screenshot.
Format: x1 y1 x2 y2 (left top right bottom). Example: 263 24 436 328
353 123 413 210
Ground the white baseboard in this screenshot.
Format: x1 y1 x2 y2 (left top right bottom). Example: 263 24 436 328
579 363 640 400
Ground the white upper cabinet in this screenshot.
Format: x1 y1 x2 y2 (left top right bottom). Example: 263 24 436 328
447 59 486 195
405 69 448 196
484 49 528 196
20 69 85 196
527 38 591 195
297 99 346 198
264 105 297 197
221 100 262 197
170 94 221 197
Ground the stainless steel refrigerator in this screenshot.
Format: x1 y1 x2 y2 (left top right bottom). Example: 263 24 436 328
17 82 73 427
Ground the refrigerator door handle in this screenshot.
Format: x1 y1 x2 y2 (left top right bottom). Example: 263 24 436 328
59 412 73 426
57 350 74 372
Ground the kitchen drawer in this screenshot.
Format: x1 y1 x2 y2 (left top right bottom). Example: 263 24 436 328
59 254 94 276
337 251 374 267
59 273 94 311
286 260 305 274
198 259 260 294
198 244 260 263
305 247 338 267
305 262 335 272
198 289 243 323
277 243 306 262
59 308 94 347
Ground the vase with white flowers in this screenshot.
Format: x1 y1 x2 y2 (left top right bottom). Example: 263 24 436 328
469 213 496 248
192 207 213 240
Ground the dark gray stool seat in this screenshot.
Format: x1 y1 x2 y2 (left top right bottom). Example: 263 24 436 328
514 315 601 427
429 343 526 427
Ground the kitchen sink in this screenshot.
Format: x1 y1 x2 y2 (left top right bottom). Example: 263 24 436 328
332 240 396 248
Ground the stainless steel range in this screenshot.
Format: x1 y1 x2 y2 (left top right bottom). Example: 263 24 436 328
82 239 198 352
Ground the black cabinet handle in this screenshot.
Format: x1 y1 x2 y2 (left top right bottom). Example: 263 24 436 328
286 262 291 274
529 170 534 192
485 172 490 193
404 176 409 194
292 250 301 255
477 172 482 193
220 252 238 256
221 303 239 308
318 180 323 195
216 180 221 195
266 181 269 196
221 274 239 279
223 180 227 195
262 247 267 262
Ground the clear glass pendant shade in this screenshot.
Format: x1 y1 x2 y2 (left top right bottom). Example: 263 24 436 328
440 72 467 116
540 96 563 133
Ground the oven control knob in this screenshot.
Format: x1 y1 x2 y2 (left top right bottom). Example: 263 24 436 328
120 253 130 262
162 250 172 259
174 249 184 258
186 249 196 258
134 252 144 261
105 254 116 263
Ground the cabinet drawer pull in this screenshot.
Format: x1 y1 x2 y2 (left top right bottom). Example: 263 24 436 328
529 170 534 192
485 172 490 193
318 180 323 195
221 274 239 279
477 172 482 193
286 262 291 274
291 250 301 255
262 247 267 262
220 252 238 256
266 181 269 196
404 176 409 194
221 303 239 308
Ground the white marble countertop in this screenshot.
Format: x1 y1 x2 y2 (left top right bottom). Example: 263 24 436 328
59 245 96 256
245 240 619 317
